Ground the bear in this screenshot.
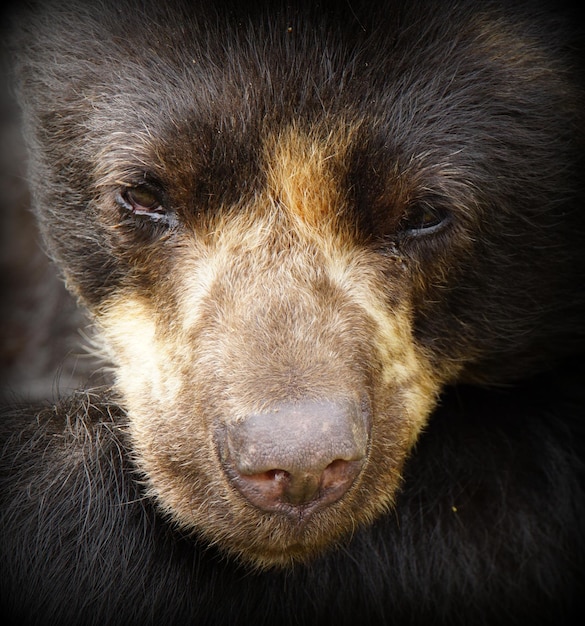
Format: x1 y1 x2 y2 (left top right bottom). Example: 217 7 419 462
1 0 585 624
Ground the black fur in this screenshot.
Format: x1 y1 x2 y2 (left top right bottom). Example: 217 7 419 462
2 366 585 625
2 0 585 624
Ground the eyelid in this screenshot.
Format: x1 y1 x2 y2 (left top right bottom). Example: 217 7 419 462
115 185 177 227
125 186 162 210
406 211 449 236
399 199 451 237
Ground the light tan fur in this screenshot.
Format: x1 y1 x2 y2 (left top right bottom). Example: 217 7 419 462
97 125 446 568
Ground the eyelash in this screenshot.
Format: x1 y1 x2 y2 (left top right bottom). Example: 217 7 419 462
399 202 450 237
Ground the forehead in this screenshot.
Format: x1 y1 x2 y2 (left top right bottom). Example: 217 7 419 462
88 3 414 149
83 0 512 221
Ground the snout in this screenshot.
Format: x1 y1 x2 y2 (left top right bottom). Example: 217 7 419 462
220 399 370 516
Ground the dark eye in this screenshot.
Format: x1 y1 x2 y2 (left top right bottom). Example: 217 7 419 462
399 200 449 236
117 184 174 225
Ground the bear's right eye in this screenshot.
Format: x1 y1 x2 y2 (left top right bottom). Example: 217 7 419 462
116 184 176 226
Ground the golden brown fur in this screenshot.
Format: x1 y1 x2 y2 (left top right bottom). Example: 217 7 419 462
98 124 443 567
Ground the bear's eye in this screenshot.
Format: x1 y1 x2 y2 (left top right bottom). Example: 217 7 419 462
399 201 449 237
117 184 173 225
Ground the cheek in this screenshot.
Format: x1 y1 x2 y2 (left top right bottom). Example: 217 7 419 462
98 298 219 514
374 308 440 444
98 298 184 425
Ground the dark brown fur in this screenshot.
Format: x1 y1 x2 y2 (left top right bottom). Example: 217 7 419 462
1 0 585 623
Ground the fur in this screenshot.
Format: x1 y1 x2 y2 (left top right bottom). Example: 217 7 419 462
1 0 584 623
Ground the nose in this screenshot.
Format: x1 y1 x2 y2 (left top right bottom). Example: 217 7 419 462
223 399 370 513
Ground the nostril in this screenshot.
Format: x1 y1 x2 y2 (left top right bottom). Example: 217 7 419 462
321 459 356 491
264 469 289 481
245 468 291 486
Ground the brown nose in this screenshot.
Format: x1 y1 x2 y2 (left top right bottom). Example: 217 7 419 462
223 399 369 514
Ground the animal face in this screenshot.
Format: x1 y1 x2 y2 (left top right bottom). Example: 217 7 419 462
13 0 584 568
98 122 446 567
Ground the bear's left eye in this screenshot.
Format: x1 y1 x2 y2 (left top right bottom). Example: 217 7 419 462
116 184 174 225
399 201 449 237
